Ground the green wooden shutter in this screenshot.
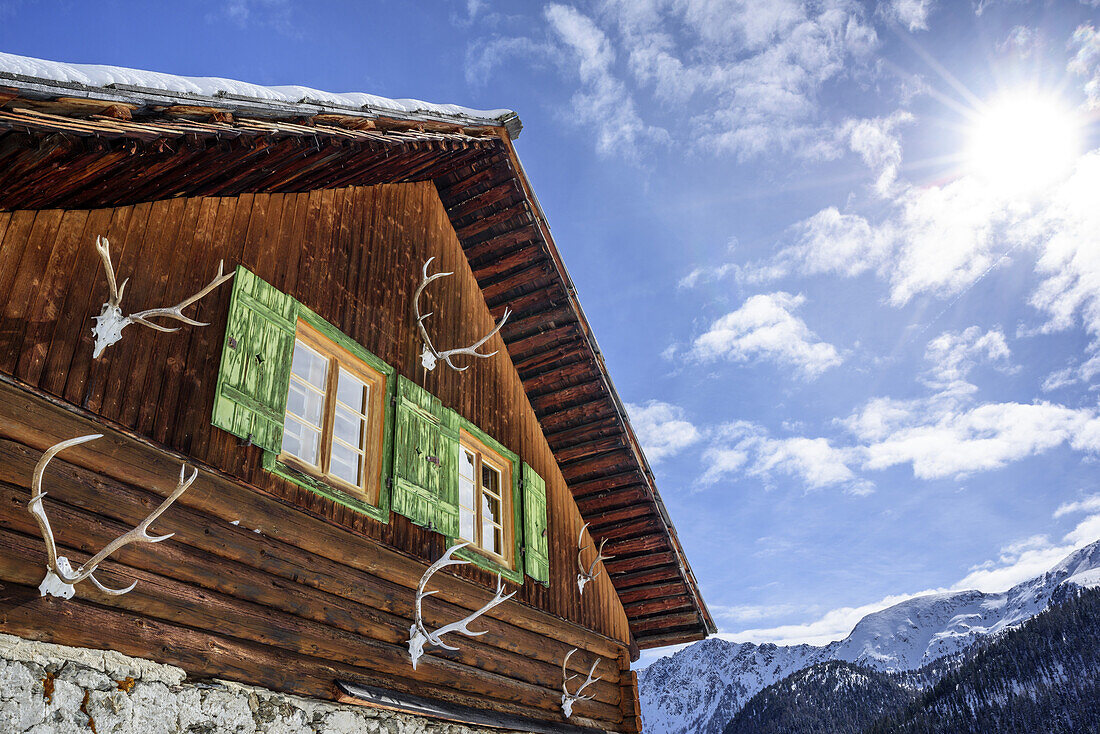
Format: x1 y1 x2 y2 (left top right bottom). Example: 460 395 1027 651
522 462 550 585
391 376 458 535
211 266 298 453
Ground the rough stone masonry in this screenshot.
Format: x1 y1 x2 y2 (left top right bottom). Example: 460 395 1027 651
0 633 518 734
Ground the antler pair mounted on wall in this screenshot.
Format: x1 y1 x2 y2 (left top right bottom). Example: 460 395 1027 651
414 257 511 372
577 522 613 596
561 648 603 719
92 236 234 358
407 541 516 670
29 434 195 598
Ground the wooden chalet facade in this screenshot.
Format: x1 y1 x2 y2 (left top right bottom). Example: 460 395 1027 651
0 54 715 733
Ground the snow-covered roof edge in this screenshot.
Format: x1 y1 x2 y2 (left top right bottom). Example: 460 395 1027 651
0 51 521 139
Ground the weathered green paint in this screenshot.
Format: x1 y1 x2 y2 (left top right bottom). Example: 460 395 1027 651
521 463 550 586
211 266 298 454
391 376 458 536
447 411 524 586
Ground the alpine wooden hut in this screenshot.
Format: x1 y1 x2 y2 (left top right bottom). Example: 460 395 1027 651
0 52 715 733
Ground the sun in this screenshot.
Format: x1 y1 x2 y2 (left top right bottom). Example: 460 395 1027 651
966 91 1082 196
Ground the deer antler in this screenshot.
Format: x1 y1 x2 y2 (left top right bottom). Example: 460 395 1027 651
92 236 234 358
407 541 516 669
561 648 602 719
413 257 511 372
29 434 197 598
576 522 613 596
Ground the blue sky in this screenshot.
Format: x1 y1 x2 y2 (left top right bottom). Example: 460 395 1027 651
4 0 1100 655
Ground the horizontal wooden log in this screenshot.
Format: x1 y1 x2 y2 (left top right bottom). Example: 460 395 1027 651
604 535 668 557
583 503 655 530
602 551 676 575
559 452 637 483
588 517 663 542
453 201 531 240
552 435 628 466
501 305 577 343
575 487 651 515
616 582 689 606
445 180 520 221
629 612 702 636
607 566 682 590
633 629 708 649
565 471 645 499
530 381 608 417
622 596 694 618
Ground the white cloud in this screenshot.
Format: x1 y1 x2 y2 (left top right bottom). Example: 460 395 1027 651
1054 495 1100 518
626 400 701 463
678 262 740 290
879 0 935 32
1040 352 1100 393
481 0 880 162
1068 24 1100 109
465 36 558 86
1028 151 1100 339
711 602 801 624
689 292 843 378
723 591 922 645
854 400 1100 480
701 421 870 494
544 3 669 159
922 326 1013 390
841 111 914 196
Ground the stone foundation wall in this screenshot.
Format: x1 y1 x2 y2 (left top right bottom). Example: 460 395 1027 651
0 634 516 734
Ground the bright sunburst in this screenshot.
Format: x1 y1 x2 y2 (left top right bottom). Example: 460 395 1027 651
966 91 1082 196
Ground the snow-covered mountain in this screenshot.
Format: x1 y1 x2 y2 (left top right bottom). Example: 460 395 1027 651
639 540 1100 734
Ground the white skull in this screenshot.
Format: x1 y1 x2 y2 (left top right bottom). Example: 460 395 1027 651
92 302 129 359
420 347 438 371
408 624 428 670
39 556 76 599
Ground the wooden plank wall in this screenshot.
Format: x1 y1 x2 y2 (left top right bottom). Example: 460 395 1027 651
0 183 636 731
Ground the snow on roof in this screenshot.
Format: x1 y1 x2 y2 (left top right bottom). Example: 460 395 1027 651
0 51 521 137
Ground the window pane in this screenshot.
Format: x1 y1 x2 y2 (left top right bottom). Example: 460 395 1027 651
336 368 368 412
482 518 502 555
460 449 475 481
481 462 500 498
282 415 321 465
291 341 327 389
459 474 475 511
481 491 502 527
329 441 362 486
333 405 365 450
286 378 325 425
459 507 475 543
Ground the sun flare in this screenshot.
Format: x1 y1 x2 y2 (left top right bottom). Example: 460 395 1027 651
966 92 1082 196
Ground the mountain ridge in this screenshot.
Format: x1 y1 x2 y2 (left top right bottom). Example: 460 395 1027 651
640 540 1100 734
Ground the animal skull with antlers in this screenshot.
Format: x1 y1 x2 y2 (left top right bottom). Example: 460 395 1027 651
561 648 602 719
413 257 511 372
407 541 516 669
577 522 613 596
29 434 197 598
91 235 235 358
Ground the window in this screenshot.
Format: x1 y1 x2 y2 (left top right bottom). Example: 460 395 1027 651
457 431 514 566
279 320 386 504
